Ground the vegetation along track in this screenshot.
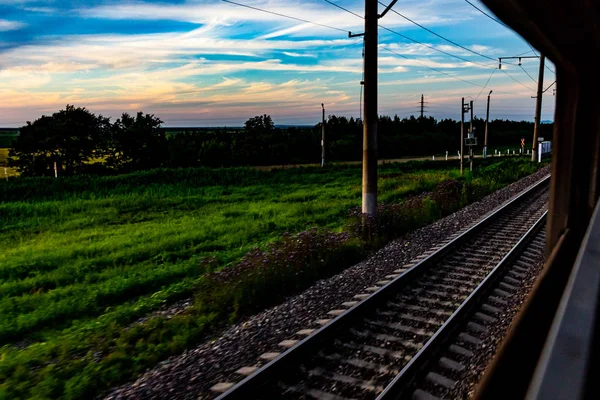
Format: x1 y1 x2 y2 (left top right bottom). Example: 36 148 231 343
214 175 550 400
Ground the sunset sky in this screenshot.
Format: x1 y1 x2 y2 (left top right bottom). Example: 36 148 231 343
0 0 556 127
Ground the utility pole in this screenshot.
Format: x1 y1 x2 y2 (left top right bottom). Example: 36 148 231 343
498 55 545 162
484 90 492 159
470 100 474 172
361 0 378 216
420 94 424 119
460 97 465 175
532 54 545 162
321 103 325 167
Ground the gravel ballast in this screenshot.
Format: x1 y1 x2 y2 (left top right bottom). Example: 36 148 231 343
413 229 548 400
106 166 551 400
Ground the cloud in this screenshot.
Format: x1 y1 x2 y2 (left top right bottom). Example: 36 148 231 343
0 19 26 31
22 7 56 13
282 51 317 58
0 0 555 126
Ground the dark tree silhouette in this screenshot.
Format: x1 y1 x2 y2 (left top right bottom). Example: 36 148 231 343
107 112 165 171
8 105 110 176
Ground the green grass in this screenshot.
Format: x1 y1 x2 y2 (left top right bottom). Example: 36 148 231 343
0 159 543 399
0 149 18 178
0 131 18 148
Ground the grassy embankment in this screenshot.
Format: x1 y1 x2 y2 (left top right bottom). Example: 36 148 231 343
0 159 543 399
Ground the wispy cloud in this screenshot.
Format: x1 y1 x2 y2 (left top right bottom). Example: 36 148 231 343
0 0 555 125
0 19 26 31
282 51 317 58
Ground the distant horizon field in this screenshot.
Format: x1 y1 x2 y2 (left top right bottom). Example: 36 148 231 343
0 120 555 131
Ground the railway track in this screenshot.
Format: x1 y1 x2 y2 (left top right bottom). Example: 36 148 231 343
214 176 550 400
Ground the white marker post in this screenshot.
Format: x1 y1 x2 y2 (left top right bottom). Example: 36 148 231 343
445 151 448 160
54 162 57 178
432 155 435 161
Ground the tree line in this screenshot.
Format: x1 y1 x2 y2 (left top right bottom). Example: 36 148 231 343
7 105 553 176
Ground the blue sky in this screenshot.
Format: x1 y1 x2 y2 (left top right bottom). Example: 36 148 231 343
0 0 556 126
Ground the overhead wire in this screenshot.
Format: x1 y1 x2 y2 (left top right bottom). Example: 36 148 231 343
378 25 496 69
474 68 497 101
381 46 486 88
519 65 538 85
377 1 535 91
378 1 497 62
322 0 363 19
500 69 536 91
221 0 349 33
515 49 536 57
319 0 497 69
462 0 557 75
226 0 539 98
463 0 510 28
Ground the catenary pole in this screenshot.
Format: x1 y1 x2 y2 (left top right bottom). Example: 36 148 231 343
470 100 474 172
460 97 465 175
321 103 325 167
362 0 378 216
532 54 545 161
485 90 492 158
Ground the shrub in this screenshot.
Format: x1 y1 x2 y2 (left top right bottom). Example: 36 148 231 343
195 228 364 321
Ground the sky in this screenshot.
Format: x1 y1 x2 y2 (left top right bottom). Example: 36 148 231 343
0 0 557 127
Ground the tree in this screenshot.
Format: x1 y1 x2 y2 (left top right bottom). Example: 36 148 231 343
107 112 165 171
244 114 274 134
8 105 110 176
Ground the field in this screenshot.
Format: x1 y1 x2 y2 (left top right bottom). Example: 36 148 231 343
0 149 18 178
0 130 18 148
0 159 543 399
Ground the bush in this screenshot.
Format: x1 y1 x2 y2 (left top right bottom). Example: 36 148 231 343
195 228 364 322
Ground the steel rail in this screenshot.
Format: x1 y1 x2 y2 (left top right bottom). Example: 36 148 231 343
378 211 548 399
216 175 550 400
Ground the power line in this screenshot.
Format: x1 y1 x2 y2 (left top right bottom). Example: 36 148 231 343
519 65 538 85
286 0 532 93
382 46 486 88
379 25 495 69
516 49 536 57
474 68 497 101
500 69 536 91
462 0 557 76
225 0 537 96
222 0 349 33
321 1 499 70
379 1 497 62
379 1 533 90
463 0 509 28
523 43 556 75
322 0 363 19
